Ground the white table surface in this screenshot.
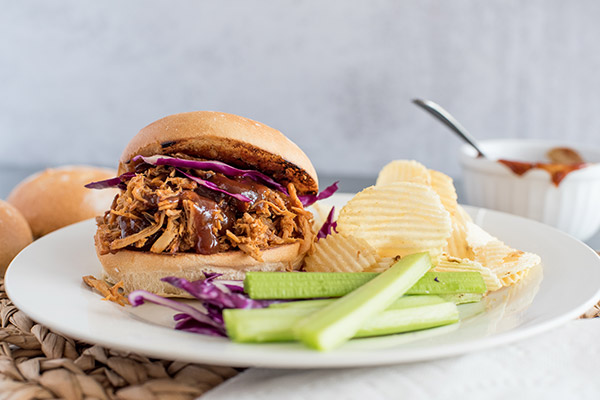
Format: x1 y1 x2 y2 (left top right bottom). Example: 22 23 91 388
202 319 600 400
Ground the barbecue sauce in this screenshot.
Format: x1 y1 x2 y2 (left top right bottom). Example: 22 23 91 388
180 191 222 254
498 159 587 186
208 174 273 212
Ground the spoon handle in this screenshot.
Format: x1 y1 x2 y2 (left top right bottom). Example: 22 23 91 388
412 99 487 158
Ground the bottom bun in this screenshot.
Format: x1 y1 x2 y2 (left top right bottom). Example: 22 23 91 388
96 240 305 297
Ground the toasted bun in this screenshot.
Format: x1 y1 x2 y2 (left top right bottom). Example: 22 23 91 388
8 166 119 238
0 200 33 275
118 111 318 194
96 237 306 297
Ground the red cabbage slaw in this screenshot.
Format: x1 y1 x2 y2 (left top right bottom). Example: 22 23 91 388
129 273 277 337
317 206 338 239
84 172 135 190
85 154 338 206
133 155 289 194
176 169 251 202
298 181 338 207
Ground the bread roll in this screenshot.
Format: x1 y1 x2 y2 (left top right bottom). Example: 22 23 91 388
8 166 119 238
0 200 33 275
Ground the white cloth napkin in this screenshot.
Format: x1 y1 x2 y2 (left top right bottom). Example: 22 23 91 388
201 319 600 400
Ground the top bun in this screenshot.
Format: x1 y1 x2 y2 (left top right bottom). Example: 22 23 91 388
118 111 319 194
0 200 33 275
7 166 119 238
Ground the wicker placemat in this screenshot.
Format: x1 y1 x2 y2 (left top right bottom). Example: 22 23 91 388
1 278 598 400
0 279 238 400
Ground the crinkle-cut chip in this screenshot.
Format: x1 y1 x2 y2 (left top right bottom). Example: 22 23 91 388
304 233 381 272
364 257 396 273
473 241 541 279
435 255 503 292
465 221 496 249
428 169 458 216
500 269 530 287
376 160 431 187
444 205 474 260
465 221 542 280
456 204 473 224
337 182 451 262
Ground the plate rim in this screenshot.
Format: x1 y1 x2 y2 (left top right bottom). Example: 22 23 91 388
6 199 600 368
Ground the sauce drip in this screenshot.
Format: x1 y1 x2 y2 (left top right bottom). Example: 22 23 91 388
180 191 221 254
498 159 587 186
209 174 273 212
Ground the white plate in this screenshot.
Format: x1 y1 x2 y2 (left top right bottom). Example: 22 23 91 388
6 194 600 368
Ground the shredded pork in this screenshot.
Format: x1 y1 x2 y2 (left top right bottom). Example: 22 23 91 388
95 164 314 261
82 275 129 306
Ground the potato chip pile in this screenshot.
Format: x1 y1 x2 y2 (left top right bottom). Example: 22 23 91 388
305 160 541 293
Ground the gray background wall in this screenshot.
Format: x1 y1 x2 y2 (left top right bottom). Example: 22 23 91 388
1 0 599 182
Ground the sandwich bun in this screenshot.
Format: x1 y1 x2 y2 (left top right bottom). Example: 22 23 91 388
8 166 119 238
97 111 317 295
98 239 305 296
119 111 318 195
0 200 33 275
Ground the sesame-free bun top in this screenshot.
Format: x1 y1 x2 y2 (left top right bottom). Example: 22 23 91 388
0 200 33 275
7 166 119 238
118 111 319 194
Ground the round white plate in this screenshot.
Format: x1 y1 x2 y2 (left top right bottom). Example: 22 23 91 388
6 194 600 368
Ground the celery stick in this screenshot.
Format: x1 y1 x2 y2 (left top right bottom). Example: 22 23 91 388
244 272 377 299
268 299 337 309
439 292 483 305
224 296 459 343
355 302 458 338
269 294 449 310
270 292 481 310
409 272 486 295
293 252 432 351
224 308 308 342
244 271 486 299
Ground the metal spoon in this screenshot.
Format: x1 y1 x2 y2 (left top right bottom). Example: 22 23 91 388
412 99 487 158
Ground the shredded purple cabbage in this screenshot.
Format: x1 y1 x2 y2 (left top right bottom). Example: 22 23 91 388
87 155 338 209
129 273 278 337
317 206 338 239
173 314 225 336
85 172 135 190
161 275 269 309
133 155 289 194
128 290 226 336
177 169 251 202
299 181 339 207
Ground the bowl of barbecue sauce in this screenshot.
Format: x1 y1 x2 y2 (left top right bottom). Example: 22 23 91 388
460 139 600 240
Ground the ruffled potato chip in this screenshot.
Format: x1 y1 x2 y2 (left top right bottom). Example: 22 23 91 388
444 205 474 260
376 160 431 187
500 269 530 287
304 233 382 273
363 257 396 273
428 169 458 216
466 222 541 280
375 160 456 218
337 182 451 262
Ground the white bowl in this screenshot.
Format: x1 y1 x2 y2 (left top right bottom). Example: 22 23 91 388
460 139 600 240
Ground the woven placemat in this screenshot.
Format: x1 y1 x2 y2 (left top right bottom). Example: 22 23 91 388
0 279 238 400
1 278 598 400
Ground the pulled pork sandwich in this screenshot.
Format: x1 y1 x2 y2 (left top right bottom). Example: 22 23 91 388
89 111 334 297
